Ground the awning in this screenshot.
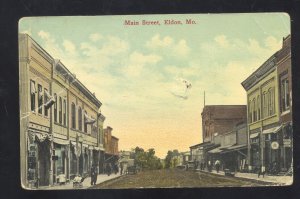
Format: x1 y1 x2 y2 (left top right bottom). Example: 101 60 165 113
208 146 223 154
262 125 282 134
82 143 88 148
219 144 235 150
53 137 69 145
221 144 247 154
88 146 94 150
250 132 259 139
94 147 100 151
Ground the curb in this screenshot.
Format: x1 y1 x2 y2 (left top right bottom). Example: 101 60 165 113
89 175 124 188
197 170 285 186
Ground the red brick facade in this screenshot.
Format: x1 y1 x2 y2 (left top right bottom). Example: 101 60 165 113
201 105 247 142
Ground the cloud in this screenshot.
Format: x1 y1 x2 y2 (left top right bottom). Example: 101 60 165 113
146 34 173 48
100 36 129 56
264 36 282 52
123 51 162 77
38 30 51 40
173 39 190 56
89 33 102 42
214 35 229 48
63 40 76 54
146 34 190 57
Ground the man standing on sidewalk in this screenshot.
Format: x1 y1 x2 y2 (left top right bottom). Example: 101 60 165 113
215 160 220 173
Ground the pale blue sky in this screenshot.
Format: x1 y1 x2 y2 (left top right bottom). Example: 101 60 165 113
19 13 290 157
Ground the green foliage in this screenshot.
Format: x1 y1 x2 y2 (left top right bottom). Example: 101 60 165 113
164 149 180 169
131 147 163 170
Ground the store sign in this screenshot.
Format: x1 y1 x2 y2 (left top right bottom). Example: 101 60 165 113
283 139 291 147
271 141 279 150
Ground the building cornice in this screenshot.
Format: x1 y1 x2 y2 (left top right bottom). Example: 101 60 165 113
241 53 277 91
55 60 102 108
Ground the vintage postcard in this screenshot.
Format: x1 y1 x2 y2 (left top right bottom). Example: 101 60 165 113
19 13 292 189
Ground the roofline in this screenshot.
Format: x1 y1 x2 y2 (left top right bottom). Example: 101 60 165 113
55 59 102 108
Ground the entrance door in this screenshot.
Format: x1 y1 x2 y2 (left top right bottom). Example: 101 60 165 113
38 140 50 186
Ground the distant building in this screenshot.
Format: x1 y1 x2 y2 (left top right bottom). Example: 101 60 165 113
201 105 247 143
103 126 119 168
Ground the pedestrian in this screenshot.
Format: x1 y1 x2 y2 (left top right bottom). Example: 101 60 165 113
90 165 95 185
93 165 98 185
208 160 212 172
120 162 124 175
106 163 112 176
215 160 220 173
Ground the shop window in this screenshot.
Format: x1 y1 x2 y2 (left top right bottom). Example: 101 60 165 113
38 84 43 114
30 80 36 112
71 103 76 129
63 99 66 126
281 78 290 112
59 97 62 124
54 94 57 122
78 107 82 131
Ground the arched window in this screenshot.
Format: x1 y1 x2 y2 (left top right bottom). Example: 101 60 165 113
78 107 82 131
59 97 62 124
71 103 76 129
253 99 256 122
54 93 57 122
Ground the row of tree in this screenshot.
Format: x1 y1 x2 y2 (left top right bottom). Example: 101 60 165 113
164 149 180 169
130 147 163 170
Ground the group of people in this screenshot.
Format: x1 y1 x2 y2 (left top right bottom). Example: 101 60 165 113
104 162 119 176
89 162 120 185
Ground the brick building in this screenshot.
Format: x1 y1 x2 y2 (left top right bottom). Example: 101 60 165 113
201 105 247 142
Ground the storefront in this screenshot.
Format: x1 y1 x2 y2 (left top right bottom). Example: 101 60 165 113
249 132 260 172
52 138 69 184
263 124 292 173
70 141 81 179
27 131 52 188
220 144 248 172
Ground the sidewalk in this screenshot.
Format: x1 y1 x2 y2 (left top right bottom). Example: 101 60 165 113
197 169 293 186
40 173 121 190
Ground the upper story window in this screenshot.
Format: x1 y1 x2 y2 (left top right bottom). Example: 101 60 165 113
71 103 76 129
63 99 66 126
263 92 267 118
44 88 49 117
30 80 36 112
257 95 261 120
37 84 43 114
78 107 82 131
281 77 290 112
84 111 88 133
253 99 256 122
268 88 275 116
54 93 57 122
59 97 62 124
248 100 252 123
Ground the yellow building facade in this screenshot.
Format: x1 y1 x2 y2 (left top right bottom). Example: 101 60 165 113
242 54 282 172
19 34 105 189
